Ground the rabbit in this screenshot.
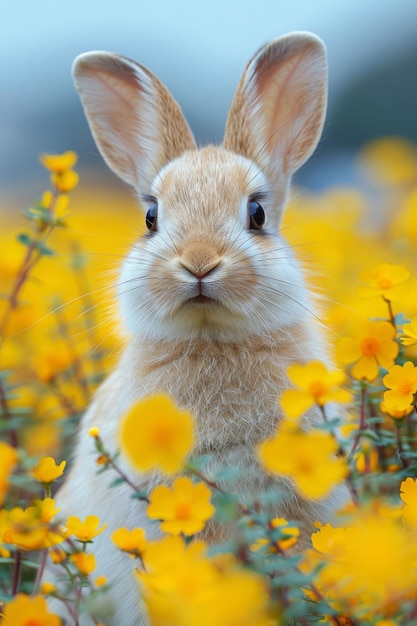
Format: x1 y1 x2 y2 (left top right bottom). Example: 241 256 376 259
47 32 347 625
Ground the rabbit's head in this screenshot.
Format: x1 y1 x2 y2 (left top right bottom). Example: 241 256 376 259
72 33 327 342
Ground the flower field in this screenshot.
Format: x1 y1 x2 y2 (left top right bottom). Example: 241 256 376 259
1 137 417 625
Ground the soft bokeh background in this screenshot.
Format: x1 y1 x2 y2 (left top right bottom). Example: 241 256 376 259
2 0 417 203
2 7 417 621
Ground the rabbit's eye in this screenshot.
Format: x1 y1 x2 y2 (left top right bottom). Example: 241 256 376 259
248 199 265 230
145 202 158 232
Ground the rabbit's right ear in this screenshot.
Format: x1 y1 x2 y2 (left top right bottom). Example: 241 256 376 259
224 33 327 213
72 52 196 192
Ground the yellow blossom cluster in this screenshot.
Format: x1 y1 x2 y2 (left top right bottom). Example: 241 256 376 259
136 535 273 626
1 138 417 625
31 456 66 484
1 593 62 626
40 151 79 193
120 394 195 474
303 480 417 621
147 477 215 535
65 514 107 542
258 419 348 499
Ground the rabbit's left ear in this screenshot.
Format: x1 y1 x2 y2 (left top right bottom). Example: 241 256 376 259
224 32 327 190
72 52 196 194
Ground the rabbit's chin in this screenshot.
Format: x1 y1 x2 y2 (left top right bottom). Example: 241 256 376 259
118 287 305 344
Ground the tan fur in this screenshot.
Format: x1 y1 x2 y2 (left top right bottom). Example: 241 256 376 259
47 33 347 626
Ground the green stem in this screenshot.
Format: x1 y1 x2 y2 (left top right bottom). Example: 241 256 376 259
0 376 18 448
108 457 142 494
53 303 90 402
0 223 55 339
32 549 48 595
395 423 408 469
349 381 368 458
274 542 346 626
185 466 227 494
0 187 65 339
383 296 396 327
11 549 21 595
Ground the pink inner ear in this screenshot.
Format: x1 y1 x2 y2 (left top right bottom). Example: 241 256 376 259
255 50 309 162
73 52 196 194
251 39 327 175
95 68 145 105
256 47 304 101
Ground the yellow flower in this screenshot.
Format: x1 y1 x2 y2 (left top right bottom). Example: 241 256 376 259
355 447 379 473
310 522 347 557
0 442 17 505
70 551 96 575
258 421 348 500
141 534 208 577
52 193 70 218
41 189 54 208
383 361 417 412
138 535 272 626
280 361 351 419
337 320 398 381
3 499 63 550
111 527 147 557
49 546 67 564
65 514 107 542
400 477 417 529
35 497 61 523
39 152 79 192
95 575 108 587
271 518 300 550
360 263 410 300
88 426 101 438
51 169 79 193
1 593 62 626
252 517 300 553
193 568 272 626
401 315 417 346
30 191 70 228
40 581 57 595
307 507 417 618
96 454 110 465
138 535 213 624
119 394 194 475
147 477 215 535
31 456 66 484
40 151 78 172
381 399 414 420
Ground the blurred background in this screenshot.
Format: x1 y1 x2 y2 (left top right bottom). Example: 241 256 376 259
1 0 417 459
2 0 417 205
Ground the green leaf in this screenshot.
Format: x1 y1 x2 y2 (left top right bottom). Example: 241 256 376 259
130 490 149 501
37 241 54 256
213 465 241 483
395 312 409 328
185 455 212 472
316 417 343 432
17 232 32 246
212 492 239 522
366 416 385 424
108 477 125 489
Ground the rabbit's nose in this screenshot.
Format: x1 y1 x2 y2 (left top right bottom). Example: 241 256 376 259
179 257 220 279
